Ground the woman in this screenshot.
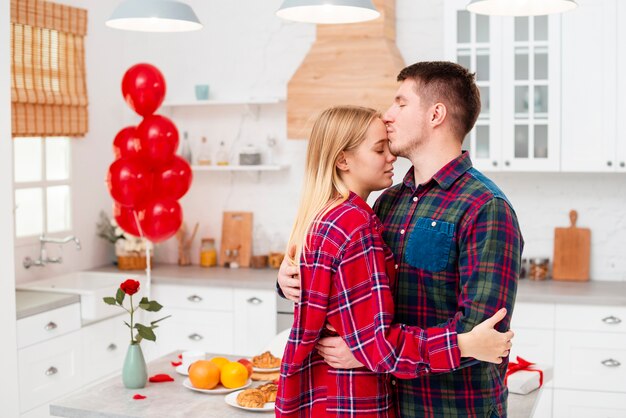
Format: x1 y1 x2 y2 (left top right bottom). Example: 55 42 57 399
275 106 512 418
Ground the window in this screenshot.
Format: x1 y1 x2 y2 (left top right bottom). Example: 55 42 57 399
13 136 72 240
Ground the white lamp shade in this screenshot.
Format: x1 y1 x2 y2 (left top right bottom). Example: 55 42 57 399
466 0 577 16
276 0 380 24
106 0 202 32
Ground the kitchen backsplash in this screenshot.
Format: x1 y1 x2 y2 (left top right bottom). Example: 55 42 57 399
13 0 626 283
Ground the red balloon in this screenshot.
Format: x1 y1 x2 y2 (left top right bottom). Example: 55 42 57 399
106 157 153 207
122 63 166 117
153 156 192 200
137 115 179 169
140 198 182 243
113 202 142 237
113 126 141 159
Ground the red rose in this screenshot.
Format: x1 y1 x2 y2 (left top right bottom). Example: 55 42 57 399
120 279 140 295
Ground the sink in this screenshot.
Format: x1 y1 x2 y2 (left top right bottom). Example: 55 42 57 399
17 271 146 321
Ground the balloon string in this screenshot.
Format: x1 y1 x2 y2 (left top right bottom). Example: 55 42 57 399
132 209 152 299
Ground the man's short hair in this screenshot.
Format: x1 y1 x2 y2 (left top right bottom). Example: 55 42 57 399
397 61 481 141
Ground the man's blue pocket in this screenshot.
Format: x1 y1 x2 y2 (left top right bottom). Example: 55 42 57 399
404 217 455 272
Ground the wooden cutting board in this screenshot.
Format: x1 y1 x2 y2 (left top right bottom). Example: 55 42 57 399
552 210 590 281
220 212 253 268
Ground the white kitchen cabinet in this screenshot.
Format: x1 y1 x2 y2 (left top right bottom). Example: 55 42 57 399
81 314 129 384
152 307 235 356
233 288 277 356
444 1 503 171
17 303 81 349
617 1 626 172
553 389 626 418
445 1 561 172
151 283 278 358
18 330 83 414
560 0 618 172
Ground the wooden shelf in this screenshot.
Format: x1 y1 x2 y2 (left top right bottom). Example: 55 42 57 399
162 98 284 108
191 164 288 172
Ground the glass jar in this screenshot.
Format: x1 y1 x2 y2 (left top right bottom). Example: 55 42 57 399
529 258 549 280
520 258 530 279
200 238 217 267
239 144 261 166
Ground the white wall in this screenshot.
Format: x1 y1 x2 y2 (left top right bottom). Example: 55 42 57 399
1 0 20 414
14 0 626 283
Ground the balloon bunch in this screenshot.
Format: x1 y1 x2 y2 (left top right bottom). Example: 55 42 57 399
106 64 192 243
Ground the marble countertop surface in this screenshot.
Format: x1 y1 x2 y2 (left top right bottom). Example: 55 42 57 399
17 264 626 321
50 351 541 418
16 290 80 320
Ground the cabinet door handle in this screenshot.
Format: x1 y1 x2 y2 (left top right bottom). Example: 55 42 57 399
107 343 118 352
492 161 498 167
247 297 262 305
602 315 622 325
601 358 621 368
44 322 58 331
607 161 613 167
188 333 204 341
504 161 510 167
45 366 58 376
620 161 625 168
187 295 203 303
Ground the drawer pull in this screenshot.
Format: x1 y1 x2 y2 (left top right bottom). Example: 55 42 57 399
188 333 204 341
44 322 58 331
107 343 118 352
187 295 203 303
247 297 262 305
45 366 58 376
601 358 621 368
602 316 622 325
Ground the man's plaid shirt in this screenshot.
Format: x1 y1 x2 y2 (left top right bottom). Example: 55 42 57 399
373 152 523 418
276 193 461 418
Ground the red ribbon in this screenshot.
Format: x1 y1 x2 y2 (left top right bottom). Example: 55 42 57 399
505 356 543 387
171 361 182 367
133 394 146 400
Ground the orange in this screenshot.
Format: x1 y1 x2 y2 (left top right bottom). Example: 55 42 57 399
220 361 248 389
210 356 230 371
188 360 220 390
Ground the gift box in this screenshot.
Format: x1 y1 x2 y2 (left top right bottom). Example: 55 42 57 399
505 356 549 395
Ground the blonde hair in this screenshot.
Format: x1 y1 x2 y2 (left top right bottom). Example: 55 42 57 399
286 105 380 266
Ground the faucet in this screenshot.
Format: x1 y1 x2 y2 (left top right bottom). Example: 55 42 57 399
23 234 81 269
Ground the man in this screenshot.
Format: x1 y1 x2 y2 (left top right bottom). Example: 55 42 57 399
278 61 522 417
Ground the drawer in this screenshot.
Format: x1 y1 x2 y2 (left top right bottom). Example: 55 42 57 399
18 331 83 413
152 284 233 312
17 303 81 349
555 304 626 333
81 314 129 384
152 307 235 355
511 302 556 330
554 331 626 392
553 388 626 418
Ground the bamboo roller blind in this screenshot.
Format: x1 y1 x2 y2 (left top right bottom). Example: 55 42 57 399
11 0 88 137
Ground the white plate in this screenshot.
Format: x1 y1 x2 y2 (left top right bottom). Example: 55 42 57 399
224 389 275 412
252 366 280 372
175 365 189 376
183 378 251 394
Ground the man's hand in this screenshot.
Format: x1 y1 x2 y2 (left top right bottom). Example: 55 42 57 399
277 245 301 302
316 336 364 369
457 308 514 364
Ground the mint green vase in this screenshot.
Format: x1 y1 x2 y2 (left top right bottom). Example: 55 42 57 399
122 344 147 389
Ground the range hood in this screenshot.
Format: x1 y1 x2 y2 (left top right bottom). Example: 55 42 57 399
286 0 405 139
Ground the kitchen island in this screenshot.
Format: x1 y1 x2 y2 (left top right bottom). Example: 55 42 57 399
50 352 542 418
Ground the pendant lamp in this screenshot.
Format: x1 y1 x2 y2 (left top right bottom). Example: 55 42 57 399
276 0 380 24
106 0 202 32
466 0 577 16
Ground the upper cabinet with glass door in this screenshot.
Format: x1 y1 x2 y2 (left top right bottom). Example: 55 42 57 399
501 14 561 171
444 2 561 171
444 0 502 172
